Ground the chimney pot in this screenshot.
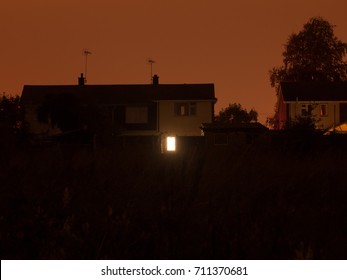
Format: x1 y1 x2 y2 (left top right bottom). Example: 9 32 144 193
153 74 159 85
78 73 85 86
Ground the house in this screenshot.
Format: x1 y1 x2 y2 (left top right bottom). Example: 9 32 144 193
277 81 347 131
20 74 216 138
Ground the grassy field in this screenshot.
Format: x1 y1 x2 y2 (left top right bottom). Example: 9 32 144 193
1 134 347 259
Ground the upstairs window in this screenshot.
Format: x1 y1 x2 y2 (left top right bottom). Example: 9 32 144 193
174 102 196 116
125 106 148 124
320 104 328 117
301 104 313 116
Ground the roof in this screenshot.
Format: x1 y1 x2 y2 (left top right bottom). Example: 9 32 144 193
21 83 215 105
280 81 347 102
201 122 268 133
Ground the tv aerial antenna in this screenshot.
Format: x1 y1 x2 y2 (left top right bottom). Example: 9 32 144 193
147 58 156 82
83 49 92 82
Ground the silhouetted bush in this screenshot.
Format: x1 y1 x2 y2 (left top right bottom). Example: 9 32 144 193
283 115 317 132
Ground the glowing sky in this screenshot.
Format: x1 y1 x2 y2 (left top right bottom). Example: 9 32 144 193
1 0 347 123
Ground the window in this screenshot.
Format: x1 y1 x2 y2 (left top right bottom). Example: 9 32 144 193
174 102 196 116
166 136 176 151
320 104 328 117
125 106 148 124
301 104 313 116
161 135 177 153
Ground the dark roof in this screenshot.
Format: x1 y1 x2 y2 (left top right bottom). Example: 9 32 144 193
201 122 268 133
21 84 215 105
280 81 347 102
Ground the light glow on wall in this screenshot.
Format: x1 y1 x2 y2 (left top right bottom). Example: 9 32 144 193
166 136 176 151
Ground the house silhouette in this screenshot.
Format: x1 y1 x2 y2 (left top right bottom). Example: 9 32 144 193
21 74 216 139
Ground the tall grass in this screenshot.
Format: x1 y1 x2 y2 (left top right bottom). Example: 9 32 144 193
1 135 347 259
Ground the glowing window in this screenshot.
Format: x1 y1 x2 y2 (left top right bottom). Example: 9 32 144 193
166 136 176 151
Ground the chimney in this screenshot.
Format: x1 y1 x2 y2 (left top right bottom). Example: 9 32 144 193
78 73 85 86
152 74 159 85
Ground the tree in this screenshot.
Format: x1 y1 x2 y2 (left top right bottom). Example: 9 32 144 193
283 115 317 132
37 93 104 135
270 17 347 88
37 93 82 132
215 103 258 123
0 94 24 147
0 94 22 132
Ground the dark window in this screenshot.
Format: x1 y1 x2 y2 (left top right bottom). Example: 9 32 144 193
189 102 196 115
340 103 347 123
301 104 313 116
125 106 148 124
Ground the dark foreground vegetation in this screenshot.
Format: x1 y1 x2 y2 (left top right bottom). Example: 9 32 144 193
1 133 347 259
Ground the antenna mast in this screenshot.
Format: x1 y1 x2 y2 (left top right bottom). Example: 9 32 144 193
83 49 92 82
147 59 156 82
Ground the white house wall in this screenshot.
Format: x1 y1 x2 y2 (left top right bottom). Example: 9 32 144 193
288 101 346 130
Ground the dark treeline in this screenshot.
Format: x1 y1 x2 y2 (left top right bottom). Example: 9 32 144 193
1 134 347 259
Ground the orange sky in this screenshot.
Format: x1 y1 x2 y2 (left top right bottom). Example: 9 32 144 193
1 0 347 123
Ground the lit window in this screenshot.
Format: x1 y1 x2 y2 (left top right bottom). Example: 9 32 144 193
166 136 176 151
320 104 328 117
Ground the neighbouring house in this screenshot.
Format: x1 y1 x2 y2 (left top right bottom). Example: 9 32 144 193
277 81 347 131
20 74 216 139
